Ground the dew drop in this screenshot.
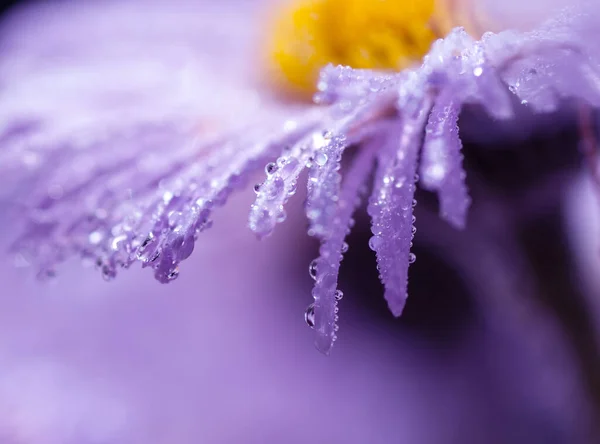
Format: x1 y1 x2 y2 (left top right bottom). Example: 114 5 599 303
305 303 315 328
341 242 349 253
408 253 416 264
253 183 262 194
88 231 103 245
314 152 328 167
334 289 344 301
308 259 318 280
265 162 278 175
277 209 287 223
368 236 382 251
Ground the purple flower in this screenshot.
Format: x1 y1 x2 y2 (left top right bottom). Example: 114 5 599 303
2 1 600 357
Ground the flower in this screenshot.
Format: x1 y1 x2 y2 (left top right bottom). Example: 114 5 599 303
2 0 600 356
1 0 600 441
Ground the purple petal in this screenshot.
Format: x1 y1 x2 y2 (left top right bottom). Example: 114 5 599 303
311 141 377 354
305 132 347 239
420 93 470 229
367 106 430 317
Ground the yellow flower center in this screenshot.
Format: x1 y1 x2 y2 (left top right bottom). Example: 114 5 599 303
267 0 469 98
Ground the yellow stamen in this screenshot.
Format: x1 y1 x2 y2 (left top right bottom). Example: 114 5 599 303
267 0 470 98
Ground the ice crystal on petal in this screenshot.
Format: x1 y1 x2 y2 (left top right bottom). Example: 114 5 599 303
2 3 600 351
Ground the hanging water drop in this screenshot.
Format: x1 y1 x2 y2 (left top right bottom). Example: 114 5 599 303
341 242 349 253
308 259 318 280
408 252 416 264
305 303 315 328
334 289 344 301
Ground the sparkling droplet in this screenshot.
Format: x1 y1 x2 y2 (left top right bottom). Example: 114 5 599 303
368 236 382 251
334 289 343 301
88 231 103 245
253 183 262 193
473 66 483 77
265 162 278 175
305 303 315 328
408 253 416 264
314 152 328 167
412 199 417 208
277 209 287 223
341 242 349 254
309 259 318 280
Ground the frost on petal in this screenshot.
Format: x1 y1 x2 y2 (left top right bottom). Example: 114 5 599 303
310 141 377 354
367 106 429 317
420 92 470 229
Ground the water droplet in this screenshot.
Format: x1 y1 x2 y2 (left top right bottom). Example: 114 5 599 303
101 265 116 281
412 199 417 208
411 226 417 235
111 234 128 251
167 267 180 281
368 236 382 251
473 66 483 77
308 259 318 280
341 242 349 253
88 231 103 245
288 182 297 196
253 183 262 193
334 289 343 301
314 152 328 167
322 130 333 140
277 209 287 223
162 191 174 204
265 162 278 175
307 207 321 220
408 253 416 264
305 303 315 328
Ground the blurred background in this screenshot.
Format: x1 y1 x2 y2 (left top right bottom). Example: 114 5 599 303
0 1 599 443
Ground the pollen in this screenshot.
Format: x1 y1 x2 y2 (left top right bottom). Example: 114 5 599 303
267 0 465 98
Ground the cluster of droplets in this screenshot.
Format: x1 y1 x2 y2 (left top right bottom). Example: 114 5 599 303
7 112 317 283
